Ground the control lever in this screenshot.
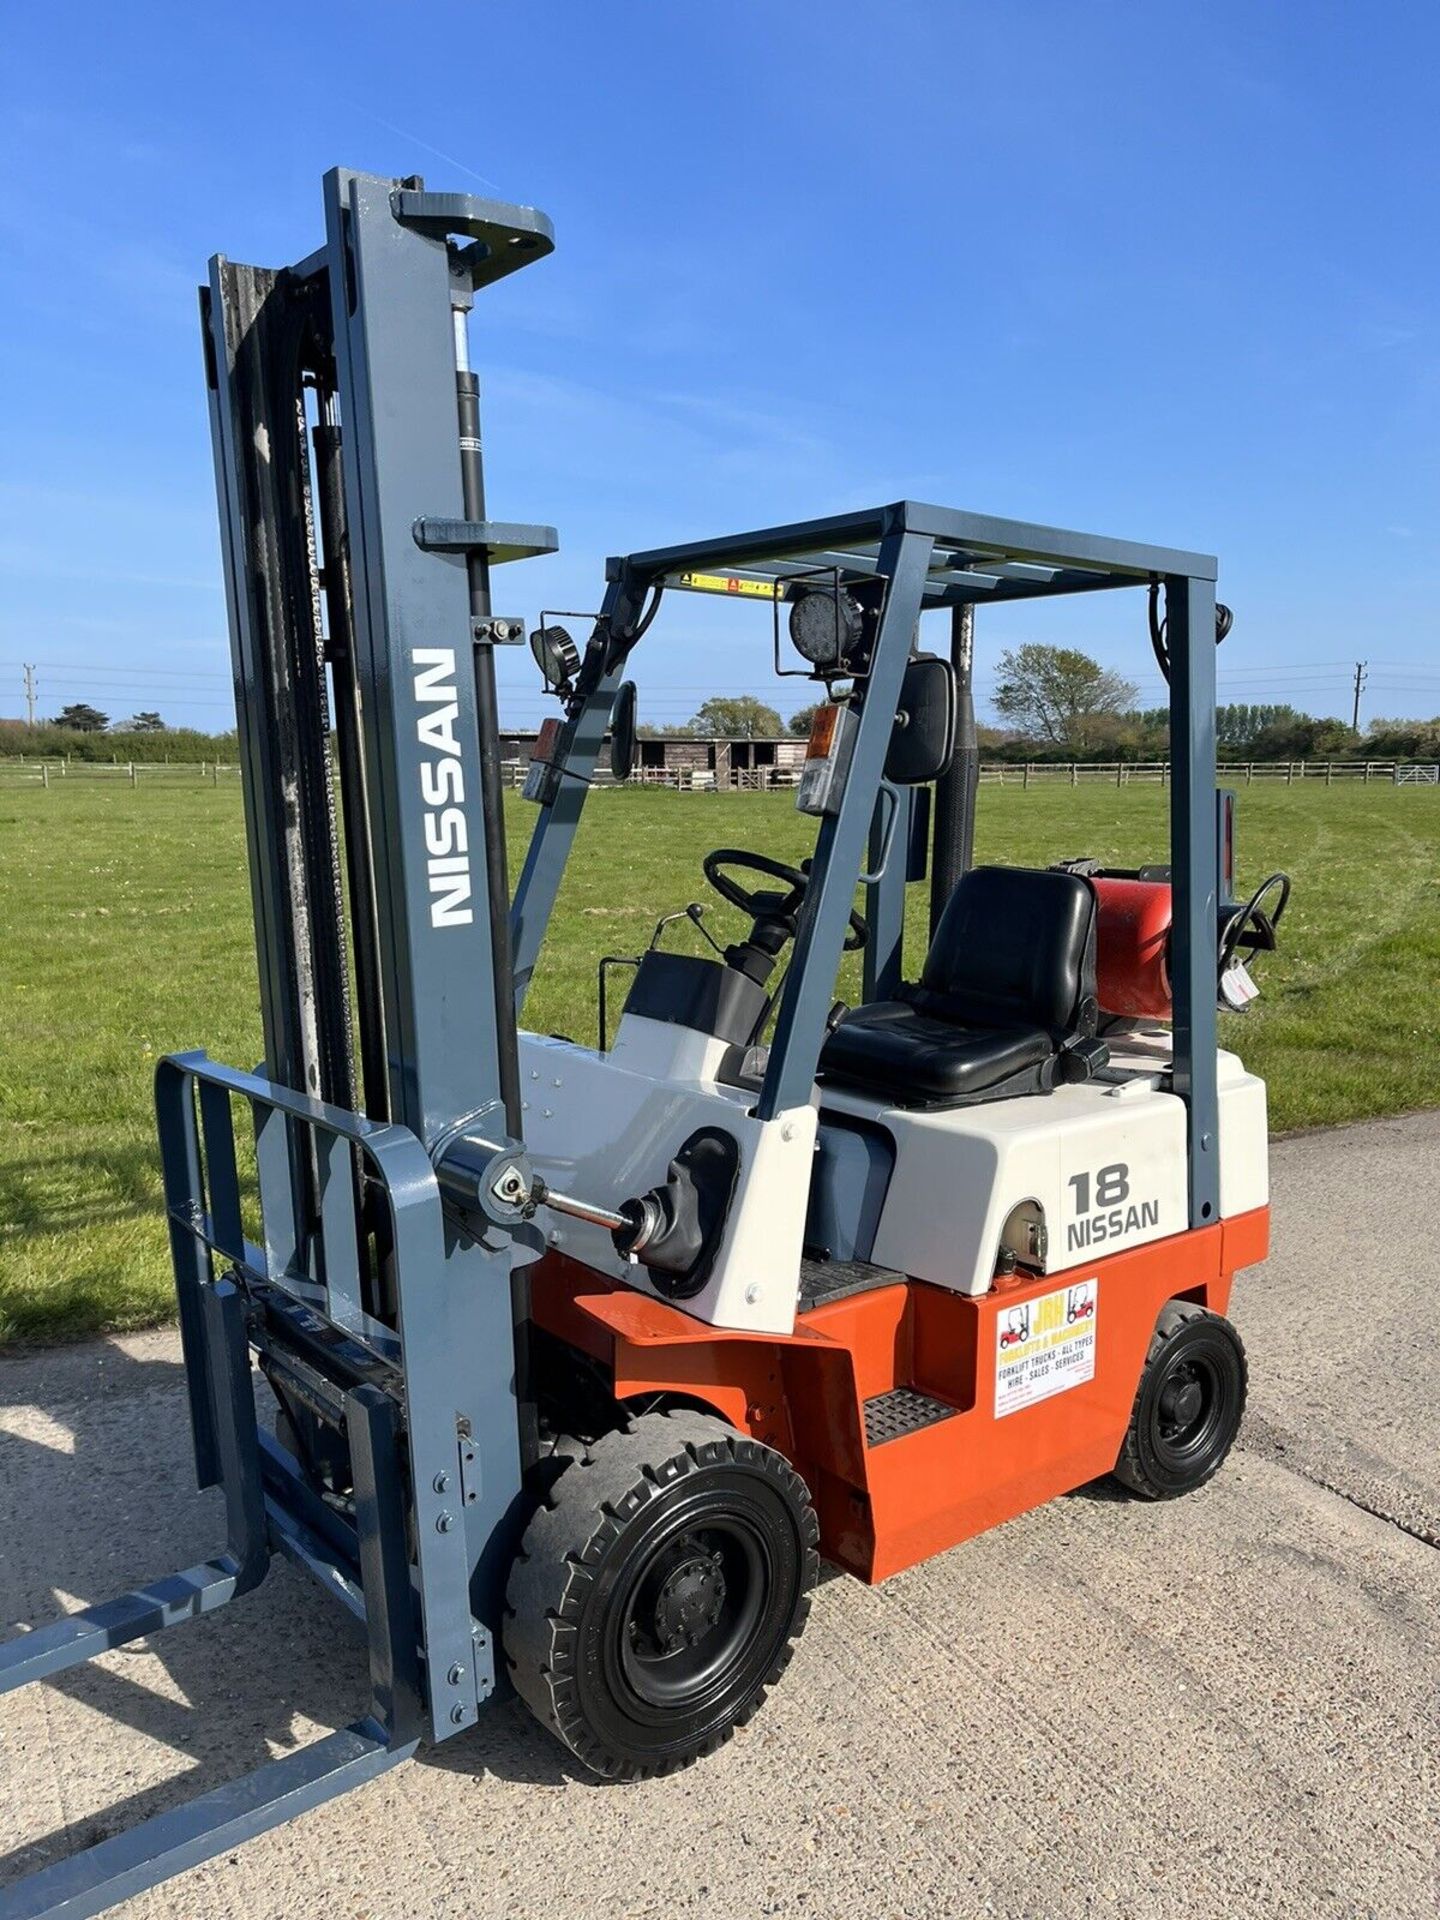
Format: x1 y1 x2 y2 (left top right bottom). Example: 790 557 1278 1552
525 1175 670 1261
685 902 727 957
528 1179 629 1233
526 1167 695 1274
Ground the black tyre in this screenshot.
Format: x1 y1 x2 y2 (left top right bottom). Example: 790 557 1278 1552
1112 1302 1247 1500
504 1409 819 1779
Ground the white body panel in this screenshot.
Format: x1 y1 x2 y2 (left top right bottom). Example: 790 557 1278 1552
1215 1052 1270 1219
518 1017 814 1335
521 1011 1268 1330
824 1042 1268 1298
830 1080 1185 1294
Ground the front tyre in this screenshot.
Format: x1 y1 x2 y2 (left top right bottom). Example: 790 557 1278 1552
1112 1302 1248 1500
504 1410 819 1778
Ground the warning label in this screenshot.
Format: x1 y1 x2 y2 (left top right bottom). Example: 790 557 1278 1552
675 570 778 600
994 1281 1098 1418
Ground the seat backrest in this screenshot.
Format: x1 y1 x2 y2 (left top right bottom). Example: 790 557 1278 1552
918 865 1097 1036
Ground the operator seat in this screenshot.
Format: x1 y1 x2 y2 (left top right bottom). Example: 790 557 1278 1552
819 865 1104 1108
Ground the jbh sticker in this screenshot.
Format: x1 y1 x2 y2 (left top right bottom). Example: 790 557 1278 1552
994 1281 1098 1417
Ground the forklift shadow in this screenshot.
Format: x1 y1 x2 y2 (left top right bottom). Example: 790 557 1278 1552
422 1702 614 1790
0 1346 367 1887
0 1342 600 1892
0 1606 587 1895
0 1340 182 1416
1065 1475 1129 1505
0 1565 373 1890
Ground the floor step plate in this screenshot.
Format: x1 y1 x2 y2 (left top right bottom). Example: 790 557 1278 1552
799 1258 907 1311
863 1387 958 1447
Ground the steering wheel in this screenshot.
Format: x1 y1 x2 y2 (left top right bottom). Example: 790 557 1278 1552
702 848 868 951
1218 872 1291 979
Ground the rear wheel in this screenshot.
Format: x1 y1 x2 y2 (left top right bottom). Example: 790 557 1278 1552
1112 1302 1247 1500
504 1409 818 1778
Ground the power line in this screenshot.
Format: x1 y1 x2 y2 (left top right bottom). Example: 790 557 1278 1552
1207 661 1358 674
25 683 235 699
0 659 232 683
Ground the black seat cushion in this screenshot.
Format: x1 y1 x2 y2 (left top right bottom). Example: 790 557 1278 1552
819 865 1098 1107
819 1002 1053 1102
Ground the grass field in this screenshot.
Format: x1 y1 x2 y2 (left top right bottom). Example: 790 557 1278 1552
2 781 1436 1345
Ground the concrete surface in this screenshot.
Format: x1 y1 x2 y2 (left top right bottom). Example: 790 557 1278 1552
1 1111 1436 1920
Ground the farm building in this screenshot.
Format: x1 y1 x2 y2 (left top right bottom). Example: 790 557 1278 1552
498 730 807 788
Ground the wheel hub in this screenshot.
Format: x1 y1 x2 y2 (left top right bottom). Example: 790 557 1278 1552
1158 1366 1205 1437
652 1547 727 1652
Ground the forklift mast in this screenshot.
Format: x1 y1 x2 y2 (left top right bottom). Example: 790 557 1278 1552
200 165 576 1676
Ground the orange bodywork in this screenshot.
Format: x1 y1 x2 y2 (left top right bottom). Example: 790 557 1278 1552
530 1205 1270 1583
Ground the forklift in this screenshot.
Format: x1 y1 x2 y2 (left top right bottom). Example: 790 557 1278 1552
0 169 1288 1915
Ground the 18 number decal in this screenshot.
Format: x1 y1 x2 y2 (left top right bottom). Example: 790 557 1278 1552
1068 1163 1129 1214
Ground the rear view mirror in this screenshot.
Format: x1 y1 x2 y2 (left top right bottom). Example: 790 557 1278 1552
609 681 638 782
885 653 955 785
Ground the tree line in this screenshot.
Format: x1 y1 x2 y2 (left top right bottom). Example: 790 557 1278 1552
986 644 1437 760
642 649 1439 762
0 715 239 764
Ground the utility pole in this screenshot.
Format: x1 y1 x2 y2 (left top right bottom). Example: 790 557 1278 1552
1351 660 1367 733
23 664 36 729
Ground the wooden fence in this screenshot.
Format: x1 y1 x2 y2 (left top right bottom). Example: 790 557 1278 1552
0 757 239 786
503 758 1440 792
5 754 1438 793
978 760 1439 788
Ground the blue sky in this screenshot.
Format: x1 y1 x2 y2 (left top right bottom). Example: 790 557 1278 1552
3 1 1438 734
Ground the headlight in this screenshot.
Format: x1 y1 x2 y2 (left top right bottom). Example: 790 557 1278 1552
788 587 863 669
530 623 581 689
